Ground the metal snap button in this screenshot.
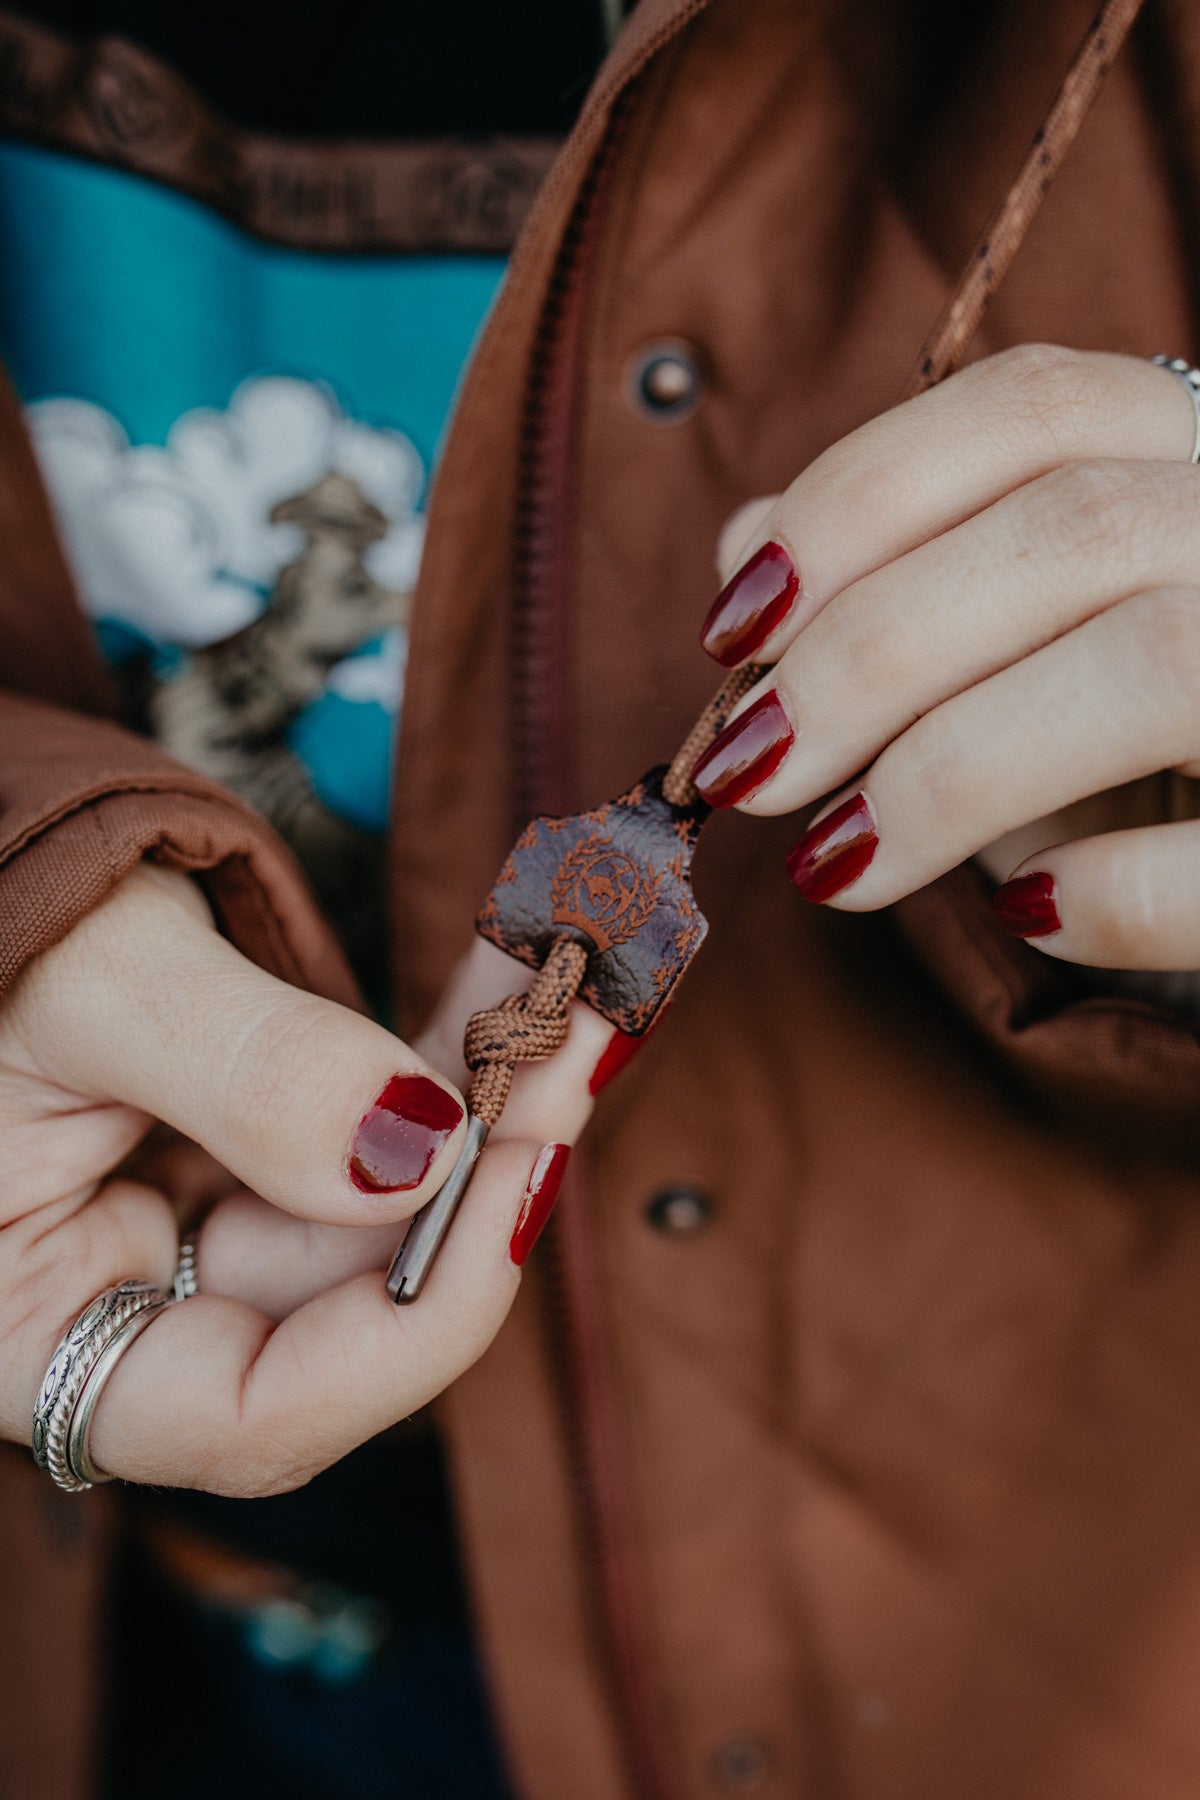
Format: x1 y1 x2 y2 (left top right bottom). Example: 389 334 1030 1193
644 1184 714 1234
626 339 704 423
711 1733 773 1792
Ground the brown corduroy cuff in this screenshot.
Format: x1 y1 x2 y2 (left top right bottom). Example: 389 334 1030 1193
0 690 360 1011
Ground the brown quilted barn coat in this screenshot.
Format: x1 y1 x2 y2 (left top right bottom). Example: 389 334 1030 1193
6 1 1200 1796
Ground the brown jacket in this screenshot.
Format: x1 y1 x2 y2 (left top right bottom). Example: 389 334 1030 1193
6 1 1200 1796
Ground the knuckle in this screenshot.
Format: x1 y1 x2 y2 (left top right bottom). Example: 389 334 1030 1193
893 702 1006 856
1027 459 1147 565
1127 587 1200 712
804 427 879 525
4 866 217 1086
989 340 1076 391
0 1246 66 1389
986 343 1110 454
219 990 348 1159
876 713 969 849
906 727 967 822
835 599 912 704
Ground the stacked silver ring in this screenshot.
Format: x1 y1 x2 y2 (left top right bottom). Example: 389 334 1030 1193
173 1233 199 1302
32 1279 172 1493
1150 355 1200 464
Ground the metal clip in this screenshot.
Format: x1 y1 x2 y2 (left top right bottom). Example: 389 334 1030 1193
385 1115 491 1304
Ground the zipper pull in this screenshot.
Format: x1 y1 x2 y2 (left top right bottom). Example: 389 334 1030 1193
476 764 711 1037
386 1115 490 1304
386 765 712 1304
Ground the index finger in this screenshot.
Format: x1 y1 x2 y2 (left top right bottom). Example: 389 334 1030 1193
699 345 1196 668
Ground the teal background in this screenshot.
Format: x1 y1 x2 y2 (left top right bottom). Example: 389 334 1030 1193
0 143 506 833
0 142 505 466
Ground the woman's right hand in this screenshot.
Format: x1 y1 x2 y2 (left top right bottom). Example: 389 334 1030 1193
0 863 607 1496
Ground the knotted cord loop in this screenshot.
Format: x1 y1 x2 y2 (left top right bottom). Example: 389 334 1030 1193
465 936 590 1125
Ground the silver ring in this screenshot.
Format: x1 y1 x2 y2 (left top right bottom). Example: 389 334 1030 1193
173 1232 199 1302
1150 355 1200 463
67 1301 171 1486
32 1280 171 1493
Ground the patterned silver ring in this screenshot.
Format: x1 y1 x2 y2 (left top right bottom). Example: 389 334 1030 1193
173 1232 199 1302
32 1279 171 1493
66 1300 172 1486
1150 355 1200 464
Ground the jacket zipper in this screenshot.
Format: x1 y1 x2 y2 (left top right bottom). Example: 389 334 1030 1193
509 81 687 1800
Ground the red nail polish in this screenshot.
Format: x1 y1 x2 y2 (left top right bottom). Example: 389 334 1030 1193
589 1030 644 1096
510 1144 571 1266
691 690 794 807
589 1004 670 1096
701 540 799 666
993 871 1062 938
349 1075 464 1193
786 792 877 902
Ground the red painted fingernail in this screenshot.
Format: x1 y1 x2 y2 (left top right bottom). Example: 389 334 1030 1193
589 1005 670 1096
701 540 799 666
786 792 878 902
510 1144 571 1266
348 1074 464 1193
993 871 1062 938
589 1030 644 1096
691 690 794 807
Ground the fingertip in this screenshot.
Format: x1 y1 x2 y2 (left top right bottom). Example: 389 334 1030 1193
691 688 796 808
993 869 1063 939
714 495 781 583
393 1135 545 1322
589 1028 643 1095
346 1071 466 1199
786 791 879 904
700 540 800 668
509 1143 571 1267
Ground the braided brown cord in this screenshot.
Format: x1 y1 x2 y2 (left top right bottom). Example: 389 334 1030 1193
901 0 1146 400
663 0 1147 821
461 0 1144 1119
661 660 764 807
465 937 589 1125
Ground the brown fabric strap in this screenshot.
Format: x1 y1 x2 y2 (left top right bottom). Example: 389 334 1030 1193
459 0 1147 1126
0 9 560 256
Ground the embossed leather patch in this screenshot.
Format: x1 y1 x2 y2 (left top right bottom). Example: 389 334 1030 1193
476 766 711 1035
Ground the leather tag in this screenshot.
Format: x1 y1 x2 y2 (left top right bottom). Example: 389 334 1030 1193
476 766 711 1035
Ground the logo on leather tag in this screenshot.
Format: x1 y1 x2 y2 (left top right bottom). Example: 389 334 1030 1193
477 767 711 1035
549 837 663 954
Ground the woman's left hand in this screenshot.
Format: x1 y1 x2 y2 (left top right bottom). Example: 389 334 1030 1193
690 344 1200 970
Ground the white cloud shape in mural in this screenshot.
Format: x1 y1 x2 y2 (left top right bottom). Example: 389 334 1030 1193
27 376 426 648
325 626 408 708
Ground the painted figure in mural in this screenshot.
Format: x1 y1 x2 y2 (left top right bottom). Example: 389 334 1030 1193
151 471 411 886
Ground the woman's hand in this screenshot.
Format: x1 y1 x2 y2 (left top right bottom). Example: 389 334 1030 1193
0 864 608 1495
690 344 1200 970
